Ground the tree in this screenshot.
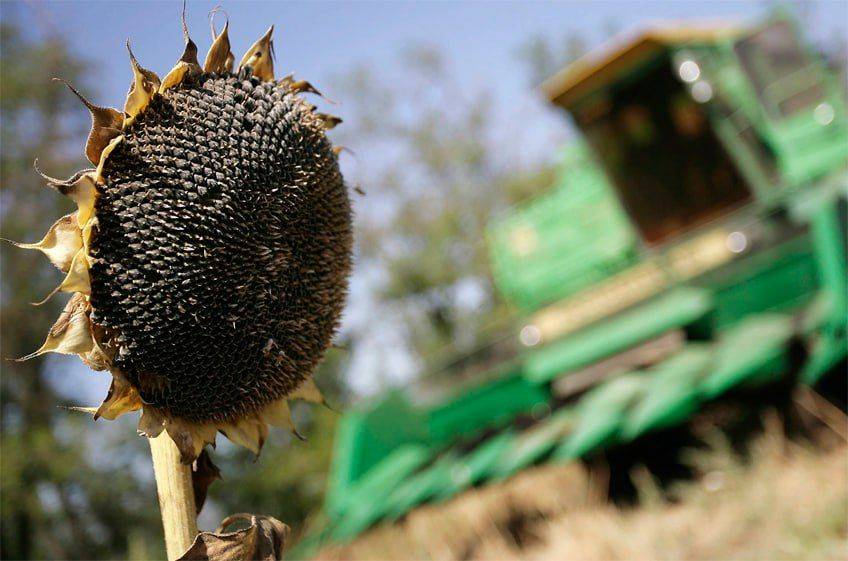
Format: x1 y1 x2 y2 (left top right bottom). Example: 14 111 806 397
330 46 559 392
0 11 163 559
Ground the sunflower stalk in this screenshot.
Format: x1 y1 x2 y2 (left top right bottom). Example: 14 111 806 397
150 433 198 560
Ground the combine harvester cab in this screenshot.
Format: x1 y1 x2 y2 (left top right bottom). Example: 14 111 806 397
315 12 847 547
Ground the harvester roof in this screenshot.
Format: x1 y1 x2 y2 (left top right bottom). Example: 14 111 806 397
542 22 740 108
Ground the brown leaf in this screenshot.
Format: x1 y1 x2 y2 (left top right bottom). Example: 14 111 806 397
192 449 222 515
177 514 290 561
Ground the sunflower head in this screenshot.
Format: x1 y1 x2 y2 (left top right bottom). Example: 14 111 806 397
12 10 352 463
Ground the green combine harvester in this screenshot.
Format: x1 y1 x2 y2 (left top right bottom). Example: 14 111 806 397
313 12 847 547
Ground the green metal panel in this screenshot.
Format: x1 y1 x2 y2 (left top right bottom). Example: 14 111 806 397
792 184 848 384
801 333 848 385
800 291 836 337
699 313 793 400
330 443 432 541
745 18 848 188
383 452 460 521
621 345 713 441
351 392 429 479
809 201 848 327
487 142 637 311
696 236 820 331
324 411 364 519
524 288 713 384
426 369 549 446
325 392 429 520
490 407 577 481
552 374 646 461
431 430 518 502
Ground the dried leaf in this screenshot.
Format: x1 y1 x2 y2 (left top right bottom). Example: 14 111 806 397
192 449 222 515
177 514 289 561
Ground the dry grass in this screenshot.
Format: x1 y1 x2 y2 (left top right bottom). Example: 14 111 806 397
317 421 847 561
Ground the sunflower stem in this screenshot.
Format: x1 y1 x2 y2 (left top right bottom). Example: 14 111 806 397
149 433 198 560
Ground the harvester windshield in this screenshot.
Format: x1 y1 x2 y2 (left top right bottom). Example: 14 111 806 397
574 54 751 244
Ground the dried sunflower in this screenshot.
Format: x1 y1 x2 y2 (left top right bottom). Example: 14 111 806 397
12 12 352 464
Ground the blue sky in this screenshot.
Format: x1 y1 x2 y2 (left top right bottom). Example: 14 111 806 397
6 0 847 400
14 1 848 115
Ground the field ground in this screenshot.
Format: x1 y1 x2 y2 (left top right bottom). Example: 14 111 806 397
317 399 847 560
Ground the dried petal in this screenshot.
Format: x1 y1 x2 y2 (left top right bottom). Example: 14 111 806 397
164 418 217 464
288 377 326 405
95 136 123 184
160 62 200 93
238 25 274 81
33 165 99 227
80 339 111 371
80 216 98 256
33 248 91 306
315 113 342 130
58 249 91 294
95 372 142 421
204 19 234 74
123 41 161 124
160 6 202 93
55 79 123 165
259 399 305 441
18 293 93 360
5 213 82 272
60 405 99 416
219 416 265 455
137 405 166 438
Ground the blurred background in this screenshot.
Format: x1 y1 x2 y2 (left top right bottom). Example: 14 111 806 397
1 1 846 560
